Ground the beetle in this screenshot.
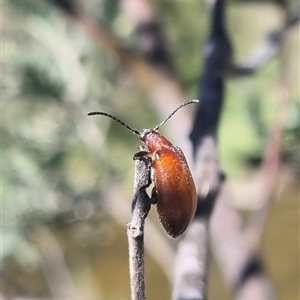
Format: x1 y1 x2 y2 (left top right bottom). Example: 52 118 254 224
88 100 198 237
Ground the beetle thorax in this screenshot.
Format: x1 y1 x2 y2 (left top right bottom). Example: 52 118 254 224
140 130 173 153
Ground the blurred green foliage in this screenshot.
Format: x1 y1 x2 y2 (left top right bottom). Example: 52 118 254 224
2 0 299 299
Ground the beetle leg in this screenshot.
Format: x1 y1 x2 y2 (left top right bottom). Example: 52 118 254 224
144 160 152 189
150 187 158 204
133 143 148 159
133 150 149 160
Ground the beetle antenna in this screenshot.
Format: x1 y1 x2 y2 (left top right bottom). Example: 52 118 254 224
153 100 199 131
87 111 140 135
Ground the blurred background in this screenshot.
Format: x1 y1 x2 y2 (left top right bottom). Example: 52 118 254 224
2 0 299 299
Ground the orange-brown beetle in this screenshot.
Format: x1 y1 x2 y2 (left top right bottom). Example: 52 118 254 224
88 100 198 237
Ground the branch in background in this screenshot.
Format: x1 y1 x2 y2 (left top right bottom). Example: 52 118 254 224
208 2 299 300
210 192 276 300
172 189 222 300
190 0 231 191
47 0 79 17
244 42 292 249
172 1 230 299
172 219 209 300
229 7 300 76
127 157 151 300
31 226 83 300
120 0 173 73
188 0 279 299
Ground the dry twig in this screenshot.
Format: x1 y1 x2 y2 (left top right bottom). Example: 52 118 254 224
127 157 151 300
